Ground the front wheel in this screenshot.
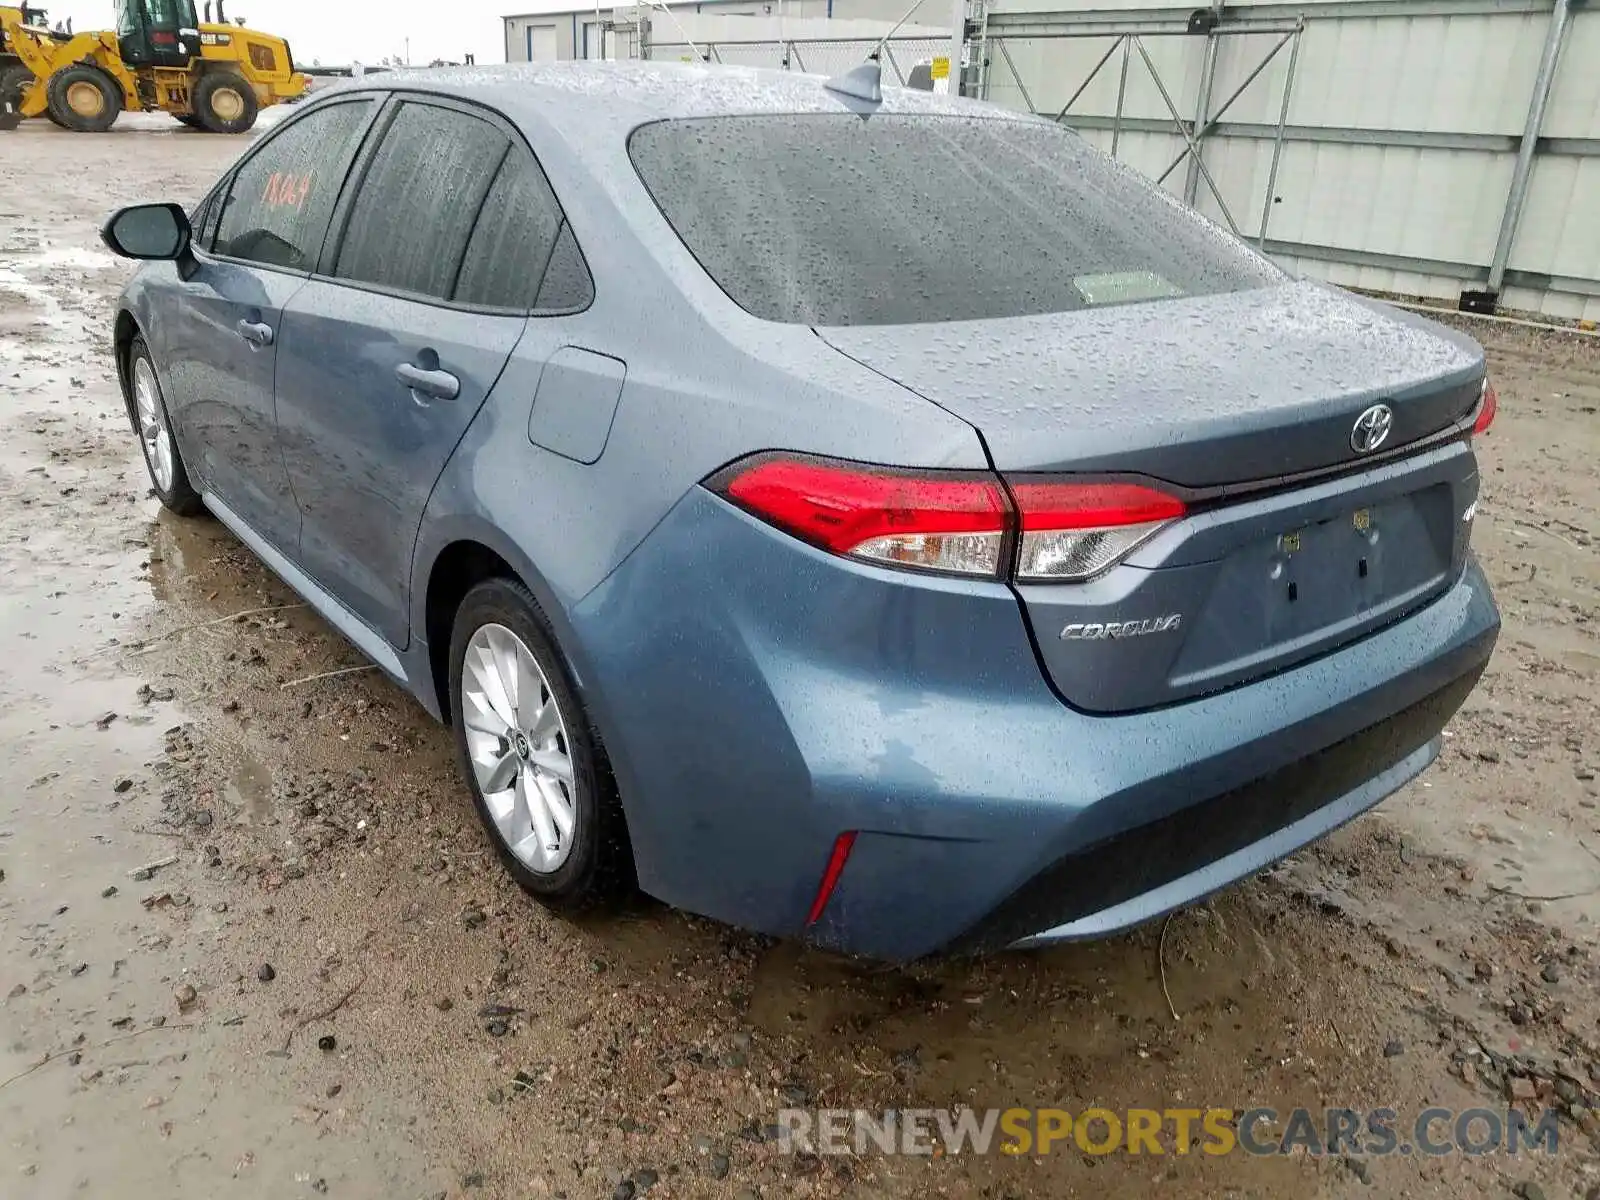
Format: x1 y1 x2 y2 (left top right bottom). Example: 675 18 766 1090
1 64 34 125
46 64 121 133
191 72 258 134
126 337 203 516
449 578 633 912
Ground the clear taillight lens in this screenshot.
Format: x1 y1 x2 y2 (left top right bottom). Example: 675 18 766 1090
711 455 1011 578
1010 481 1187 582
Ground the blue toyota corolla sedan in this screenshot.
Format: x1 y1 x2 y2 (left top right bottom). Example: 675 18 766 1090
101 62 1499 960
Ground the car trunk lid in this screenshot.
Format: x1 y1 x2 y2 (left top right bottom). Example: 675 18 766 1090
815 281 1484 486
816 281 1486 712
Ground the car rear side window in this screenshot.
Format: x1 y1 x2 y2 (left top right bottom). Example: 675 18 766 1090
213 99 375 271
452 155 581 312
628 113 1283 326
334 101 509 301
534 224 593 312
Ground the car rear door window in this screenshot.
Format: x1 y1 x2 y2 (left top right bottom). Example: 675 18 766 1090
334 101 509 302
213 98 375 271
533 224 593 312
452 157 568 311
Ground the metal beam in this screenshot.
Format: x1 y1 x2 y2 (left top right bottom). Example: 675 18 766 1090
1133 35 1240 234
1049 114 1600 158
1110 31 1131 156
1487 0 1574 294
882 43 906 85
1049 33 1124 122
626 34 956 48
947 0 968 96
1153 30 1296 185
1257 25 1302 248
995 38 1036 114
1264 238 1483 278
1183 0 1224 206
1260 237 1600 299
986 17 1301 37
984 0 1553 35
1500 271 1600 301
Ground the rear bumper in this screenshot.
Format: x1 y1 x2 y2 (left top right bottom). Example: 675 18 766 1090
572 490 1499 961
975 662 1480 951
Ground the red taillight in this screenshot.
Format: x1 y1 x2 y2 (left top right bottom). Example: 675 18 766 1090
1010 481 1187 582
805 831 857 926
1473 377 1497 435
152 29 178 44
714 455 1010 577
709 454 1187 583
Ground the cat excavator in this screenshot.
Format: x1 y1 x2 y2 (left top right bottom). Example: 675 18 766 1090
1 0 305 133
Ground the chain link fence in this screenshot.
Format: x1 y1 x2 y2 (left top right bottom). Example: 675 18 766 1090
644 36 947 85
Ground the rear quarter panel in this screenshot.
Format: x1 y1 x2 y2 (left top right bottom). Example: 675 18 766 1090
408 96 988 638
406 101 991 813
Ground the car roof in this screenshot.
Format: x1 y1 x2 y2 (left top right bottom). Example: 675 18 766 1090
321 59 1037 134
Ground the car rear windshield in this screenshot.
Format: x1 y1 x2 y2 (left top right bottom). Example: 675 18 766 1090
627 113 1282 327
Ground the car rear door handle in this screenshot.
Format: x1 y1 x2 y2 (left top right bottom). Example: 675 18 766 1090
236 319 274 347
395 361 460 401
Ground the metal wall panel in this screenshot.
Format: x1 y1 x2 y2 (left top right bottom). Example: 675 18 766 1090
980 0 1599 322
1542 9 1599 138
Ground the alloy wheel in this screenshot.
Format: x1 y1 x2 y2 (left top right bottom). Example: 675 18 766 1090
461 622 578 873
133 357 175 493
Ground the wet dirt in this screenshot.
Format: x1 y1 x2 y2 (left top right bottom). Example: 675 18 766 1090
2 119 1599 1200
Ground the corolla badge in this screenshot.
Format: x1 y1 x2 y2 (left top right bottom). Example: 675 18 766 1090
1350 403 1394 454
1060 614 1182 641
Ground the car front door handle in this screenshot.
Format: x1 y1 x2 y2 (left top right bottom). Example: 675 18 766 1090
395 361 460 402
236 319 274 347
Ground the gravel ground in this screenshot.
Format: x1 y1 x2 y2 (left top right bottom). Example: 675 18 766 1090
2 117 1598 1200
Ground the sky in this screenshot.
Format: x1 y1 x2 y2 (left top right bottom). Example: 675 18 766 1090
47 1 524 67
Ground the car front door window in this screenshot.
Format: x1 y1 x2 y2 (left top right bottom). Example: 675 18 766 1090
161 97 376 552
214 98 376 272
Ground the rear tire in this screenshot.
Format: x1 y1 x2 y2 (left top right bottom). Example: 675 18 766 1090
45 64 121 132
1 64 34 118
126 336 203 517
174 113 203 129
449 578 634 913
192 72 258 134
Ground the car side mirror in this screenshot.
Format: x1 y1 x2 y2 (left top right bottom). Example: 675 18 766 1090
101 203 192 261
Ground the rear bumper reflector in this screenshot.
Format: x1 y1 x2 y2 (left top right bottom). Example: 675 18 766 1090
805 831 858 926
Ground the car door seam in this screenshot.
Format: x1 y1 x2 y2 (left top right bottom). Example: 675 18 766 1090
269 275 316 523
403 313 535 644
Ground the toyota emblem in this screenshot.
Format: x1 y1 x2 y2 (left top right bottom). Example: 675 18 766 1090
1350 403 1394 454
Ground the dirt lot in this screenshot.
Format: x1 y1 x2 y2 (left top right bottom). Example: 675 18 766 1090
2 117 1599 1200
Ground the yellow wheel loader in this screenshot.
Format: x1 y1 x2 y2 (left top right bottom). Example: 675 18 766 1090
1 0 306 134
